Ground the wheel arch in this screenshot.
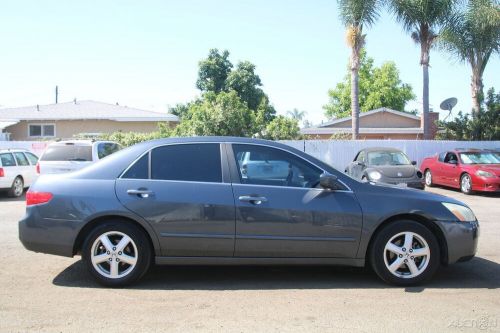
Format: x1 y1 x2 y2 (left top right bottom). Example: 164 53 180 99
366 213 448 266
73 214 159 257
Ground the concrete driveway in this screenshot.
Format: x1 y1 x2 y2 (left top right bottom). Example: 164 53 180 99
0 187 499 332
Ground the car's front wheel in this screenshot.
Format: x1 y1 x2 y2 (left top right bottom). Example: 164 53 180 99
82 221 152 287
460 173 473 195
424 170 433 187
370 220 440 286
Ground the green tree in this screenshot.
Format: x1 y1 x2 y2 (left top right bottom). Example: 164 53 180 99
337 0 382 139
226 61 264 111
438 88 500 140
196 49 233 93
324 52 415 118
286 108 307 121
389 0 458 139
440 0 500 115
263 115 302 140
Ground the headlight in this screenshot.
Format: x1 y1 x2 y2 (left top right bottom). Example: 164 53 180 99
476 170 494 178
442 202 476 222
368 170 382 180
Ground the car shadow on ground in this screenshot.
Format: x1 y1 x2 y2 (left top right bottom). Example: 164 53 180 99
53 256 500 292
0 192 25 201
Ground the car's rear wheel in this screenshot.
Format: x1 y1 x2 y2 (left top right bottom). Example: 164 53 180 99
460 173 473 195
424 170 433 187
82 221 152 287
370 220 440 286
8 177 24 197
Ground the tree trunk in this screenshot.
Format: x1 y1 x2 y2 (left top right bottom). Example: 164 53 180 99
350 61 360 140
471 67 483 117
422 62 430 140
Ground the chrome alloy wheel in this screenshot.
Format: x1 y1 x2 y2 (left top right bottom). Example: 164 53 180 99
13 178 23 197
383 231 430 279
90 231 138 279
424 170 432 186
461 175 471 193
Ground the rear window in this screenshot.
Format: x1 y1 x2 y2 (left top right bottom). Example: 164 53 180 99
0 153 16 167
41 145 93 161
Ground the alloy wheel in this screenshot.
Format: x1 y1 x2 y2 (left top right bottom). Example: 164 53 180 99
424 171 432 186
461 175 471 193
13 178 23 197
383 231 430 279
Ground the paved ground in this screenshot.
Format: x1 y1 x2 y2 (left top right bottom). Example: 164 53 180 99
0 186 499 333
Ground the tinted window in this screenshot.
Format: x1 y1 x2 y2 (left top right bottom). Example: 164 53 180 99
122 153 149 179
41 145 93 161
0 153 16 167
24 152 39 165
98 143 121 159
13 152 29 166
151 144 222 182
232 144 322 188
444 153 458 163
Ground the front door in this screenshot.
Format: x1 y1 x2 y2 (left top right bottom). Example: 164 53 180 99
116 143 235 257
441 152 461 186
227 143 363 258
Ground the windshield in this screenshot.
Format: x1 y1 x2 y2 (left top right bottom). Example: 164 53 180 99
460 152 500 164
41 145 92 162
367 151 411 166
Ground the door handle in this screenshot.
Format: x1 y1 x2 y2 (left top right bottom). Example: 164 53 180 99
127 189 154 198
238 195 268 205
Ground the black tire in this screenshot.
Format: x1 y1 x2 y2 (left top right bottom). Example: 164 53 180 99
369 220 440 286
424 169 433 187
82 221 152 287
460 173 474 195
8 176 24 197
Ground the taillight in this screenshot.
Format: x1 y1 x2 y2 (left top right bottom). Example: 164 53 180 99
0 167 4 177
26 191 53 206
36 163 40 174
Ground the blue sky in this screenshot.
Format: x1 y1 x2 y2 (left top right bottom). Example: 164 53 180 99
1 0 499 124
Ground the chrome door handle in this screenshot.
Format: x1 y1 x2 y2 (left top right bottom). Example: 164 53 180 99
238 195 268 205
127 189 154 198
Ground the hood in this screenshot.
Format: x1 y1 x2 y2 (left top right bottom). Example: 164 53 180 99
473 164 500 176
370 165 417 178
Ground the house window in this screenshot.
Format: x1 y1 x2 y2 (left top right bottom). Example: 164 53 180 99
28 124 55 138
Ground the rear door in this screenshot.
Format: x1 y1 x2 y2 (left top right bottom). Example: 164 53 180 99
12 152 32 186
227 143 363 258
115 143 236 257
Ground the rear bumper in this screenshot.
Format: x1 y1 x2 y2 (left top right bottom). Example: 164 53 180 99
18 207 81 257
438 220 479 264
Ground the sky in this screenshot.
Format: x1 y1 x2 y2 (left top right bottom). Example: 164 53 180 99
1 0 499 125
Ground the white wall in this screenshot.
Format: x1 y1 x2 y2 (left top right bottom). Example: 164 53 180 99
0 141 51 157
281 140 500 171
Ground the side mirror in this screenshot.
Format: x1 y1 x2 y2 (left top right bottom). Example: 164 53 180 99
319 174 343 190
411 161 417 166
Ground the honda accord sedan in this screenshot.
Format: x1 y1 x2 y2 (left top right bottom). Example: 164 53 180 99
19 137 479 287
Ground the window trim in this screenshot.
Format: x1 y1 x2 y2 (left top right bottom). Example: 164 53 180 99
28 123 56 138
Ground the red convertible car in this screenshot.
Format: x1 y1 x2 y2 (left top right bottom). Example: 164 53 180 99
420 149 500 194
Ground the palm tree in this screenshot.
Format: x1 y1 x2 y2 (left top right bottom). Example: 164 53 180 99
337 0 382 139
440 0 500 116
389 0 458 139
286 108 307 121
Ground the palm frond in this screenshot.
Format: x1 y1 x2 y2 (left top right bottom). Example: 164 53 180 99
337 0 382 28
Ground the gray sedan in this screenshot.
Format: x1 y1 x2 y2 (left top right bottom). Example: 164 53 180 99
19 137 479 287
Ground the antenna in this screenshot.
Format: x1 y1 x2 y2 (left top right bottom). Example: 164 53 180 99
440 97 457 121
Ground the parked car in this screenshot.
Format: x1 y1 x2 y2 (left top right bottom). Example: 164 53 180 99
38 140 121 174
420 149 500 194
19 137 479 287
0 149 39 197
345 147 424 189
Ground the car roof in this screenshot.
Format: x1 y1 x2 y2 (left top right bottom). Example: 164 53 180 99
48 140 116 146
0 149 31 153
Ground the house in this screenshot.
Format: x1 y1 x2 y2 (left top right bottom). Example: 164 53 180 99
301 107 439 140
0 100 179 141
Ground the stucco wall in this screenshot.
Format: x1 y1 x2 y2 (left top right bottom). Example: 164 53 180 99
4 120 175 141
305 133 423 140
327 112 420 128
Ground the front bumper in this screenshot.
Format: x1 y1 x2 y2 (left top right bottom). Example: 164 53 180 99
472 177 500 192
438 220 479 264
18 206 81 257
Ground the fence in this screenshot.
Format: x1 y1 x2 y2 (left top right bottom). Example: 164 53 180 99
0 141 50 156
281 140 500 171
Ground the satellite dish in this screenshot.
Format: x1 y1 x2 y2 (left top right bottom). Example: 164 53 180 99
440 97 458 121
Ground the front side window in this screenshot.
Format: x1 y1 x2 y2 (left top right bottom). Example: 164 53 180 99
232 144 322 188
97 143 121 159
151 144 222 182
444 153 458 164
13 152 29 166
355 151 365 163
29 124 55 138
0 153 16 167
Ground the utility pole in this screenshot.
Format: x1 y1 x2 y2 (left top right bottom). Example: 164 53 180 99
55 86 58 104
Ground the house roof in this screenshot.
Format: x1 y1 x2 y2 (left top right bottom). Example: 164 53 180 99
0 100 179 122
318 107 420 128
301 127 423 135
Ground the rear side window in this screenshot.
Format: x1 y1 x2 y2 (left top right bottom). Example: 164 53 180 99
41 145 93 161
24 152 39 165
151 144 222 182
13 152 29 166
98 143 121 159
0 153 16 167
122 153 149 179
